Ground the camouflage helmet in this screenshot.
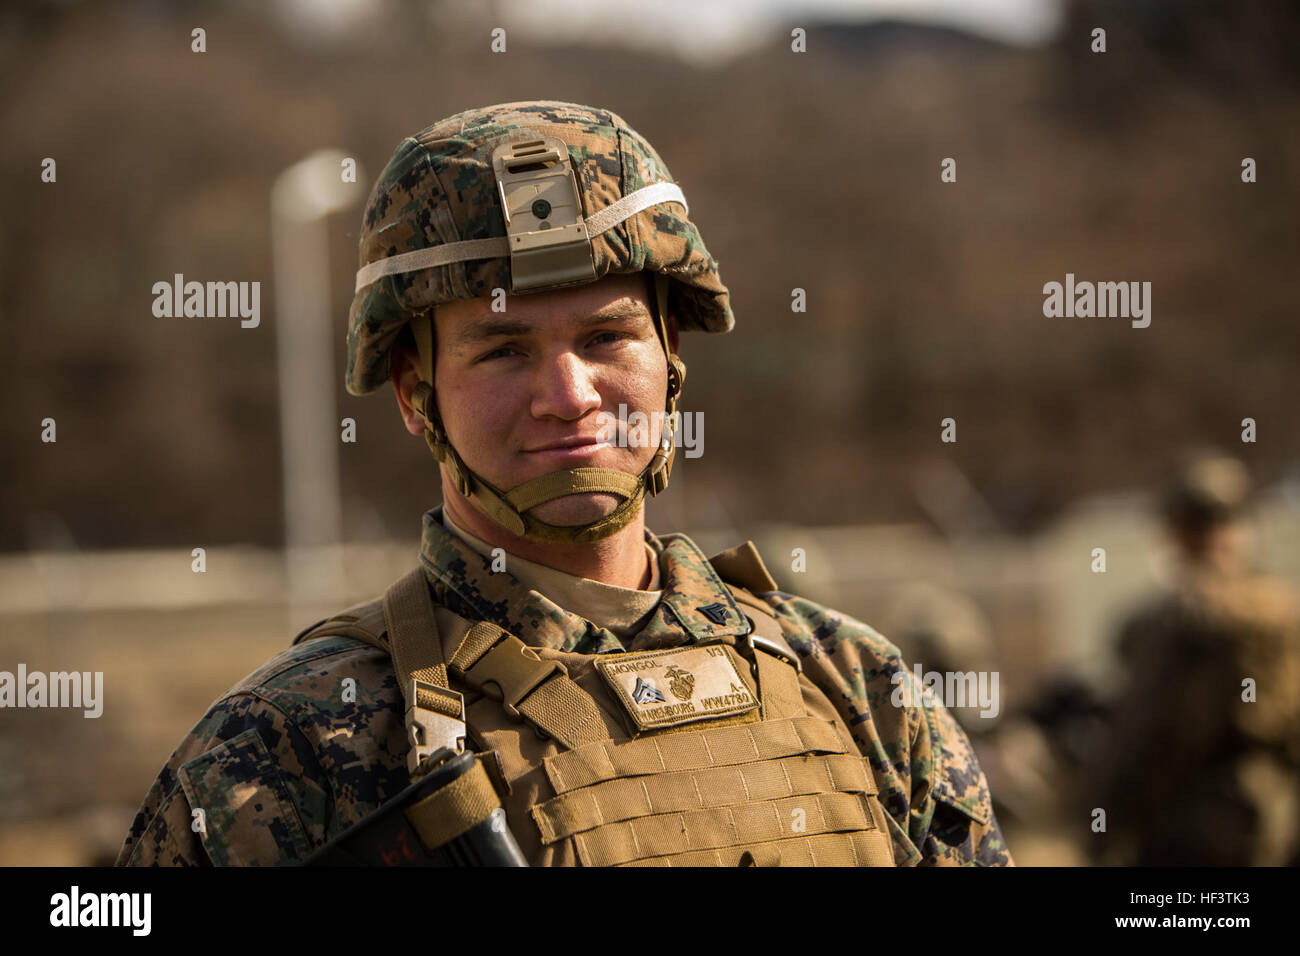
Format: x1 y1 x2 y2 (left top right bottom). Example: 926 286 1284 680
346 101 733 397
346 101 733 544
1163 449 1253 530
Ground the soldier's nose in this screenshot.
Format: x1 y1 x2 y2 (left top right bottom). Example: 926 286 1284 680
530 352 601 421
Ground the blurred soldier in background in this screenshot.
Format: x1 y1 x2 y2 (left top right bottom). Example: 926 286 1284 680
1086 451 1300 865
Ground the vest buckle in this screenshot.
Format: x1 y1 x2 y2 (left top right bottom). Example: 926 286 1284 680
747 632 803 674
461 634 568 722
405 679 467 775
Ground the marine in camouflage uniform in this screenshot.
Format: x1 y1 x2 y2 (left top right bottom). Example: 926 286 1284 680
116 102 1013 867
1086 453 1300 866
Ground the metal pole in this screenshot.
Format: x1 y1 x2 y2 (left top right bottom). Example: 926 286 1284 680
270 149 363 618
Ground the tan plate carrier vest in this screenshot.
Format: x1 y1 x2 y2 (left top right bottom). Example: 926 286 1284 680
296 543 896 867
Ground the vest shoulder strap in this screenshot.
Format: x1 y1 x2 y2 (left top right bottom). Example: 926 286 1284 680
292 597 389 653
705 541 797 655
706 540 779 596
706 542 806 721
289 571 472 772
291 567 611 754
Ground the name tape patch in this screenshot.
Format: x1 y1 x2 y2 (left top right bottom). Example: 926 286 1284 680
596 644 757 731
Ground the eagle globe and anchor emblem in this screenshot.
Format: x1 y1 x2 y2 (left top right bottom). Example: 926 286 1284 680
663 665 696 701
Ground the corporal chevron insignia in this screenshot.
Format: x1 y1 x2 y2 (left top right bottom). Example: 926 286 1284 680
697 602 731 624
631 676 667 704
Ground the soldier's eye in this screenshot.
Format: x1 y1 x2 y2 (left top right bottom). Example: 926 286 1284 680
478 345 521 362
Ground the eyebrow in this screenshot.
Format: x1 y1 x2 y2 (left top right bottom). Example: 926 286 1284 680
451 300 651 350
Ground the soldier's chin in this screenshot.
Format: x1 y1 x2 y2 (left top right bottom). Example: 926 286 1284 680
529 492 621 527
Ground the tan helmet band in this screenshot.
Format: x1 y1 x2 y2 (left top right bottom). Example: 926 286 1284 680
355 180 688 293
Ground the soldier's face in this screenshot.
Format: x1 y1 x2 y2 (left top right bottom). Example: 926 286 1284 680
430 273 674 528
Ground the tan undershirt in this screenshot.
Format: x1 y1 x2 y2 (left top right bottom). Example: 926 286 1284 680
442 511 664 642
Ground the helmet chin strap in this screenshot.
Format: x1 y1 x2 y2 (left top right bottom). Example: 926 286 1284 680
409 274 686 544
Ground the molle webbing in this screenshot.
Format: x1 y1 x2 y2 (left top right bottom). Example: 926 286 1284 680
650 830 888 867
523 625 896 866
533 714 892 867
567 791 876 867
543 715 848 793
531 752 876 843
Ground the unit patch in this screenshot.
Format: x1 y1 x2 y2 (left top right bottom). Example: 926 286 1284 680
596 644 757 731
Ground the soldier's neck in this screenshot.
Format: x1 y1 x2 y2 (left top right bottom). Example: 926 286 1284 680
441 497 653 590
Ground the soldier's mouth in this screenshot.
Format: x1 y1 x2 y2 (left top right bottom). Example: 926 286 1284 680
522 441 611 461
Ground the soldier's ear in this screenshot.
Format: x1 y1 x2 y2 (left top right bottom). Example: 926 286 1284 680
391 347 426 437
